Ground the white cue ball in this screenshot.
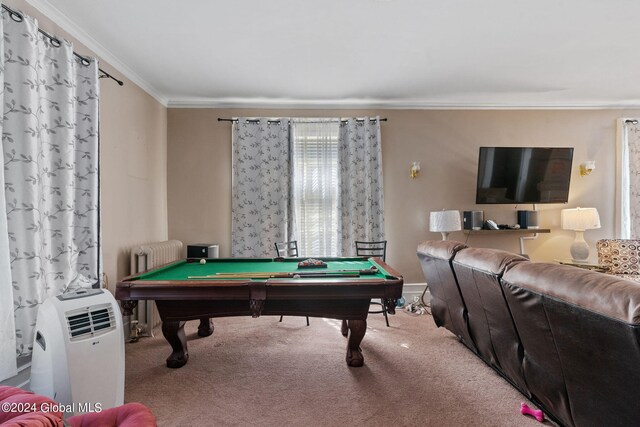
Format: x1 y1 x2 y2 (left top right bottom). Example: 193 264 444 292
200 259 206 264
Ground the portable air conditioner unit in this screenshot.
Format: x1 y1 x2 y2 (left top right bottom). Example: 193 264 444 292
30 288 124 416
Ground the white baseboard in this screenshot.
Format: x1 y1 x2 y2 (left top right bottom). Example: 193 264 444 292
0 356 31 389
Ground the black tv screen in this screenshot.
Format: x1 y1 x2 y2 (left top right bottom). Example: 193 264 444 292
476 147 573 204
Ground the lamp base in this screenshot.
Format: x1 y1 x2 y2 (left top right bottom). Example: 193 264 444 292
570 231 590 262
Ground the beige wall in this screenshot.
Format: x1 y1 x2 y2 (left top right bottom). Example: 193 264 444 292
7 0 169 291
100 77 167 290
168 108 638 283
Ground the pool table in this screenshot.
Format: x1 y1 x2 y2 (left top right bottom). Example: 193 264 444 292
116 257 403 369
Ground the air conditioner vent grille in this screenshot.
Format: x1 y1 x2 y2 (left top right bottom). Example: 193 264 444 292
65 303 116 341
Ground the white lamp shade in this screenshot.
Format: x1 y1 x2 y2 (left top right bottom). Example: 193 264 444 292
429 210 462 233
561 207 601 231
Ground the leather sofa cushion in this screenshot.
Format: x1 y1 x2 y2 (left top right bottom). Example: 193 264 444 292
454 247 527 275
503 262 640 324
416 240 475 351
451 247 529 395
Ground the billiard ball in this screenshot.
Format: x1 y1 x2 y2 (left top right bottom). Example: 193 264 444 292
200 259 206 264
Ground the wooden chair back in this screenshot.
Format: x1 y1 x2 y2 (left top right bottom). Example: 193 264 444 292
275 240 299 257
355 240 387 261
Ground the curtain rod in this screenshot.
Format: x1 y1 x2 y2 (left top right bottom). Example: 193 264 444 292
218 117 388 124
1 4 124 86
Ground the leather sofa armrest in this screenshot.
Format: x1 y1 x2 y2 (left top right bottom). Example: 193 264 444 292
417 240 467 261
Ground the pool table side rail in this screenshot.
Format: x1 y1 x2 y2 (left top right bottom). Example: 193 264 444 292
122 258 186 281
369 257 402 280
120 256 399 282
116 276 402 295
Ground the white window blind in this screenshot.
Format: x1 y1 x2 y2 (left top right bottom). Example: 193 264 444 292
291 120 340 257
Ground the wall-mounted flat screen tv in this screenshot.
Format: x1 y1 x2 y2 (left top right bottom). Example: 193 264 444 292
476 147 574 204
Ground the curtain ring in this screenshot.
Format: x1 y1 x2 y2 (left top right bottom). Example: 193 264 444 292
9 10 23 22
50 38 61 48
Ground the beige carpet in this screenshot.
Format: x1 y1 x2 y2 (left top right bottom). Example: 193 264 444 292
124 311 546 426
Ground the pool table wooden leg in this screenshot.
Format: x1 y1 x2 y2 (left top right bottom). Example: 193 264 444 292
345 319 366 367
162 320 189 368
197 317 214 337
341 320 348 337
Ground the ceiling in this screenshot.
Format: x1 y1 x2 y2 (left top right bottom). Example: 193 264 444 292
26 0 640 108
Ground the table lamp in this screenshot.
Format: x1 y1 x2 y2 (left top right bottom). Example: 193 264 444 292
561 207 601 262
429 210 461 240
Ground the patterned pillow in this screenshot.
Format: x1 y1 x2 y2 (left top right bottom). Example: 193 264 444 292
597 239 640 275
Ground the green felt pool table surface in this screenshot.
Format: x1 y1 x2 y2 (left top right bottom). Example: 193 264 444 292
134 257 393 282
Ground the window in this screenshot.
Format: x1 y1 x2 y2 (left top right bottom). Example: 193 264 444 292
231 116 384 258
618 118 640 238
291 120 340 256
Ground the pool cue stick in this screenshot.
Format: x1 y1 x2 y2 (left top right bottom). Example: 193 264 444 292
187 273 362 279
214 272 361 278
189 273 281 279
212 267 378 278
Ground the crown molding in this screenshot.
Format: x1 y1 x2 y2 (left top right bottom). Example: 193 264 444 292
24 0 168 106
167 97 640 110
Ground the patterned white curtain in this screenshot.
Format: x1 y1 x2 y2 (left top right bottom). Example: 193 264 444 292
231 118 294 257
621 120 640 238
291 119 340 257
0 8 101 381
337 117 385 255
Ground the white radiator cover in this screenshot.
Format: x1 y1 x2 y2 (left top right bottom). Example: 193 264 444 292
30 289 124 416
130 240 184 334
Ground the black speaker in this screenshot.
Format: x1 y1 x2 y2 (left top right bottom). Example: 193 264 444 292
187 244 219 258
463 211 484 230
517 210 539 229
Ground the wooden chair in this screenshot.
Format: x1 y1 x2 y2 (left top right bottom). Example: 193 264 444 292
274 240 309 325
355 240 387 262
355 240 390 327
274 240 299 257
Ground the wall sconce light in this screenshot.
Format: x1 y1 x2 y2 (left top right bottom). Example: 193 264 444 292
580 161 596 176
410 161 421 179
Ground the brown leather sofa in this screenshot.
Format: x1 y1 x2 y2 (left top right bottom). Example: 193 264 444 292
417 240 640 427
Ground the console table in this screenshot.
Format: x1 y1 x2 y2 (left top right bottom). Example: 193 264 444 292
463 228 551 235
463 228 551 256
556 259 608 272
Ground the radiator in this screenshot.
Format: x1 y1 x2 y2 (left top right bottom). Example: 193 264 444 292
130 240 183 336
